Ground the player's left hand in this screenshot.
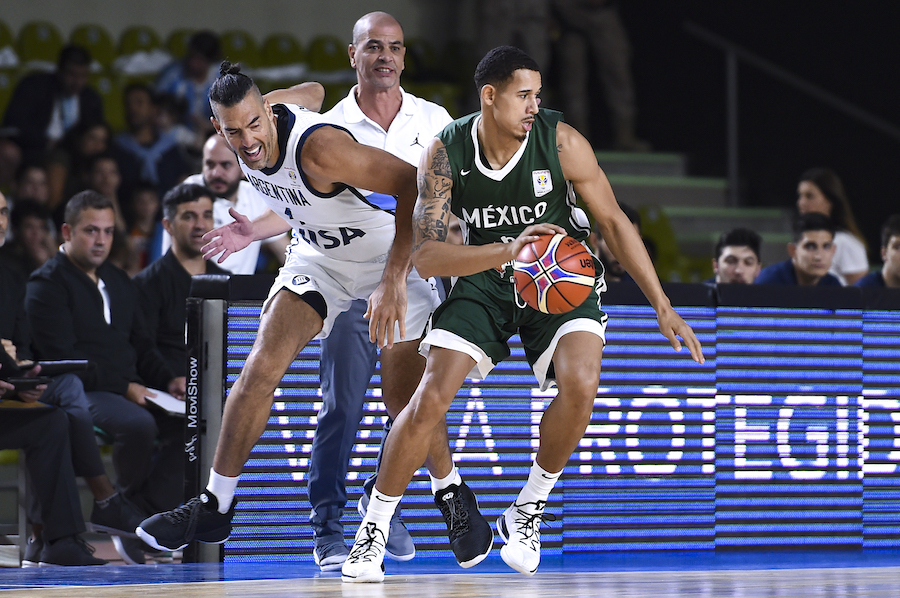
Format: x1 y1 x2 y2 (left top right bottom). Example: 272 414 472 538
365 278 408 350
657 307 705 364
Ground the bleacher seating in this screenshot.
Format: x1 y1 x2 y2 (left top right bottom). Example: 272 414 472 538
15 20 63 72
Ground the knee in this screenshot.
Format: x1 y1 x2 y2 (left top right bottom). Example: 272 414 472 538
405 385 452 429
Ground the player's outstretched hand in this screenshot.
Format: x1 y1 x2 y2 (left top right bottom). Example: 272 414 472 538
657 307 705 364
201 208 254 263
365 278 408 350
508 223 568 261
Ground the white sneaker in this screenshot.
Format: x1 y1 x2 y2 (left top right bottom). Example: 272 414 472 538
497 500 548 576
341 522 387 583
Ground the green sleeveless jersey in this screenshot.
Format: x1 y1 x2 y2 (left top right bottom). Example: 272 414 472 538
437 109 590 256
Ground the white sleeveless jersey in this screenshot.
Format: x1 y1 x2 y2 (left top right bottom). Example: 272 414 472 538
239 103 398 262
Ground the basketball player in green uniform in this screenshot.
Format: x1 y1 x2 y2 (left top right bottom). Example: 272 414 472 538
342 45 704 583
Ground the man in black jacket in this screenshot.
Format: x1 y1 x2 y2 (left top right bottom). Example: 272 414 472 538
2 45 104 164
134 183 227 377
26 191 186 521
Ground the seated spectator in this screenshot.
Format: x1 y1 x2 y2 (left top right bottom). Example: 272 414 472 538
155 31 220 135
124 182 161 274
710 227 762 284
0 137 22 197
114 83 192 201
25 191 187 561
0 200 56 283
11 163 51 208
0 190 143 565
2 45 104 164
46 120 113 214
589 201 645 283
797 168 868 285
755 213 841 286
855 214 900 288
0 376 107 566
134 183 226 377
155 92 203 172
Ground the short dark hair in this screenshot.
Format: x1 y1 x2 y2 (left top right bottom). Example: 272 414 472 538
187 30 221 63
64 190 114 226
123 82 156 104
715 227 762 260
57 44 92 70
162 182 215 222
208 61 258 110
474 46 539 92
792 212 835 243
881 214 900 248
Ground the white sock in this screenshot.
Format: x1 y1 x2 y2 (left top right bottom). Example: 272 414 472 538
206 468 239 514
363 488 402 528
430 465 462 494
514 461 561 509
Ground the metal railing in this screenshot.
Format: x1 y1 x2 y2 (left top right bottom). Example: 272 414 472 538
684 21 900 207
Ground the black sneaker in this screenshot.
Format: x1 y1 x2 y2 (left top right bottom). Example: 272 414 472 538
111 536 146 564
433 482 493 568
39 535 108 566
22 536 42 567
136 492 235 551
89 493 145 538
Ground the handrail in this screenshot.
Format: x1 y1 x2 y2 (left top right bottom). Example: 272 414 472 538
683 21 900 206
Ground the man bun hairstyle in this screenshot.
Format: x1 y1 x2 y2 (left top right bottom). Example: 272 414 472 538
474 45 539 92
208 60 257 109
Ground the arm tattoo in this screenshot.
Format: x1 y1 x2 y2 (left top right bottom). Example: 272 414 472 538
413 147 453 252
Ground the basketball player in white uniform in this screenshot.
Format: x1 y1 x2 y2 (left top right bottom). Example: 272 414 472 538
136 62 456 553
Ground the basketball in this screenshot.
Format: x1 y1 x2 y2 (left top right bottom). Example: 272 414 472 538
513 233 596 314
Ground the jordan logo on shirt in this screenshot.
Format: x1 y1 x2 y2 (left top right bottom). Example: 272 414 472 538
411 134 423 148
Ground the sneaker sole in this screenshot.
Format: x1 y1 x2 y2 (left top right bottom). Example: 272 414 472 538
496 514 538 576
341 563 386 583
357 496 415 562
136 527 187 552
111 536 145 565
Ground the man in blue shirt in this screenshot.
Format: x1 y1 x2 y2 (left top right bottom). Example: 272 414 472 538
855 214 900 288
756 213 842 286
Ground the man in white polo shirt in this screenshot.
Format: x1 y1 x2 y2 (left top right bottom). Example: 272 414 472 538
308 11 491 572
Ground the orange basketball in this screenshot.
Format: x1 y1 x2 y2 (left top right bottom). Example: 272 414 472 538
513 233 596 314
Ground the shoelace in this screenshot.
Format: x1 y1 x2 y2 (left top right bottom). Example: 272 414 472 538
509 500 555 550
437 490 471 541
73 535 97 556
161 496 204 540
347 522 386 563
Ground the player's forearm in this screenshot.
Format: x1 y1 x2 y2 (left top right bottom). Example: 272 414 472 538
413 239 514 279
600 218 671 312
251 209 293 242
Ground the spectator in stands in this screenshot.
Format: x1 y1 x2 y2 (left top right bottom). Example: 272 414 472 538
0 190 144 566
134 183 226 378
2 45 104 164
0 378 108 566
124 183 162 275
155 31 221 134
11 163 51 208
25 191 187 536
0 137 22 197
797 168 868 285
589 201 644 283
0 200 55 283
855 214 900 288
164 134 288 274
755 213 840 286
711 228 762 285
46 120 113 215
114 83 192 201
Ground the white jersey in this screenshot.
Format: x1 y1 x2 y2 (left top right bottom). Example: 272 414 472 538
240 103 398 262
324 85 452 167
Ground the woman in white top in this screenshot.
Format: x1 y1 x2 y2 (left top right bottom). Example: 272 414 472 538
796 167 869 285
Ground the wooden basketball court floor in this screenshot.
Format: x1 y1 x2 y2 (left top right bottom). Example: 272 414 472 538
2 550 899 597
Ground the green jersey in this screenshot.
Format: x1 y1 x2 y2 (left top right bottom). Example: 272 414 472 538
437 109 590 263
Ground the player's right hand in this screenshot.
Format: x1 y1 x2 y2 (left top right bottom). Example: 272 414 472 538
202 207 254 263
508 223 567 261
